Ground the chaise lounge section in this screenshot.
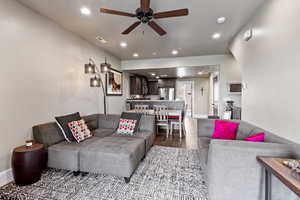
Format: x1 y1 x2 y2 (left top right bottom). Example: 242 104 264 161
33 113 155 182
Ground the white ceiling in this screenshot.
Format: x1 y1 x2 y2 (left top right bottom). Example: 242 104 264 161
17 0 264 60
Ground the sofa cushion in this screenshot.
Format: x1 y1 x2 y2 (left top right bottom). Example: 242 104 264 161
68 119 92 143
117 118 137 135
79 136 145 178
244 133 265 142
236 121 257 140
112 131 155 153
55 112 81 142
121 112 142 133
82 114 99 130
92 128 115 138
212 120 240 140
48 137 100 171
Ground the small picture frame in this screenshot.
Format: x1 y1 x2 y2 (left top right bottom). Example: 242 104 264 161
106 68 123 96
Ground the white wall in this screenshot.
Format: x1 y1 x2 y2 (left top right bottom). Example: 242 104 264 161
230 0 300 142
219 58 242 109
176 78 209 116
122 55 242 116
0 0 127 172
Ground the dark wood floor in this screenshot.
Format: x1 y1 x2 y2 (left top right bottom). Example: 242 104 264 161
153 117 198 149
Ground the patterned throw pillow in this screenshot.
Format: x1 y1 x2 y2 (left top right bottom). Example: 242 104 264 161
68 119 92 143
117 118 137 135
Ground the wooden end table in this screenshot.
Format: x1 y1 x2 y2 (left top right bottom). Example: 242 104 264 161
12 144 46 186
257 157 300 200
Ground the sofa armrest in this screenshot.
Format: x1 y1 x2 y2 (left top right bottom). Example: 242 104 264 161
207 140 300 200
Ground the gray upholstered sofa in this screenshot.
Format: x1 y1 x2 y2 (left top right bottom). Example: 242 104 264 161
33 114 155 183
197 119 300 200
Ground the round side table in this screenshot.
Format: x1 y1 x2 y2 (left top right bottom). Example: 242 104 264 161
12 144 46 186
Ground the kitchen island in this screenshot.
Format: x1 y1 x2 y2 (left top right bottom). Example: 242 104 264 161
126 100 185 110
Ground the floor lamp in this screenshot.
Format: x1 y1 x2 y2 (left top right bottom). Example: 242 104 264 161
84 58 111 115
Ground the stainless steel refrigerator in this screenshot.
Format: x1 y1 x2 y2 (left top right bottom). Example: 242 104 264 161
159 88 175 100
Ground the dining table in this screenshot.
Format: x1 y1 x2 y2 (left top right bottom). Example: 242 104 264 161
126 109 183 138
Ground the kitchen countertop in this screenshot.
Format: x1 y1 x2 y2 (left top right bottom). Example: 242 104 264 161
126 100 184 102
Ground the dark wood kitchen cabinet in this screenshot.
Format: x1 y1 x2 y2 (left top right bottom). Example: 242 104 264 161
158 78 176 88
130 76 148 95
148 81 159 95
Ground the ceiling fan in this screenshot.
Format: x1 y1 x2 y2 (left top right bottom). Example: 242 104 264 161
100 0 189 36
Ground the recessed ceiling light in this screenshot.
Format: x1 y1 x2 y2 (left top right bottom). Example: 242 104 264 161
150 73 156 76
80 7 91 16
133 53 139 58
120 42 127 47
96 36 107 43
198 72 204 75
172 50 178 55
212 33 221 40
217 17 226 24
156 76 160 79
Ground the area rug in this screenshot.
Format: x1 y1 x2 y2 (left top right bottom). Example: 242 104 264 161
0 146 208 200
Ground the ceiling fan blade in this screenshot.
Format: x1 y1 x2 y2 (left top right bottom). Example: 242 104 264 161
100 8 136 17
154 9 189 19
122 22 141 34
148 21 167 36
141 0 150 12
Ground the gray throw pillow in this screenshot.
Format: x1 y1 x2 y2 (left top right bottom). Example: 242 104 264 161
120 112 142 133
55 112 81 142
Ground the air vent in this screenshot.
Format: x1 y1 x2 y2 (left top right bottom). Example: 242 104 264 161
96 36 107 43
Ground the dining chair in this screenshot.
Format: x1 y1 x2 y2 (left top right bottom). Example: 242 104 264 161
154 105 170 137
170 104 187 138
134 104 149 115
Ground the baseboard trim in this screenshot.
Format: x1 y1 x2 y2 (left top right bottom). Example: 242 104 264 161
0 168 13 187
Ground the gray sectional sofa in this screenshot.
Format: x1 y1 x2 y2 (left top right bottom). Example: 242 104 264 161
197 119 300 200
33 114 155 183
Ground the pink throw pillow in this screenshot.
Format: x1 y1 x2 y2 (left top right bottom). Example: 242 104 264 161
244 133 265 142
212 120 240 140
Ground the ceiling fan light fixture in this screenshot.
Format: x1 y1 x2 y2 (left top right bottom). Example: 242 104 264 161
100 0 189 36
